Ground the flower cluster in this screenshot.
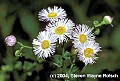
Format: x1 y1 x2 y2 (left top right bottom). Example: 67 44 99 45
33 6 75 59
33 6 101 65
72 24 101 65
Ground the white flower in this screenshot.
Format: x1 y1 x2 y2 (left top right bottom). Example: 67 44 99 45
32 31 57 58
38 6 67 22
77 41 101 65
72 24 95 48
46 18 75 43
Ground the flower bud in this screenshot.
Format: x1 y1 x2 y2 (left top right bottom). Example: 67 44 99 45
5 35 16 46
103 16 113 24
71 47 77 54
15 50 22 57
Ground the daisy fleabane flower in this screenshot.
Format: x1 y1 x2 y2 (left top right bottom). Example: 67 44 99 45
32 31 57 58
38 6 67 22
77 41 101 65
72 24 95 48
46 18 75 43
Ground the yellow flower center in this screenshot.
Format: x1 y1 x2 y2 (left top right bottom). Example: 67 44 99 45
41 40 50 49
48 12 57 18
55 26 66 35
84 48 94 58
78 34 87 43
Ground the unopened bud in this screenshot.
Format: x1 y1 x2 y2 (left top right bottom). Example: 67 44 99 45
103 16 113 24
5 35 16 46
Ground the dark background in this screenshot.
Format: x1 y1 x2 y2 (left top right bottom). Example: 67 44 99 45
0 0 120 81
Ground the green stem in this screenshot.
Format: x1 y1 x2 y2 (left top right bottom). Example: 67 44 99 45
62 42 65 54
17 42 32 49
70 55 76 71
23 45 32 49
62 43 65 73
62 46 65 55
19 47 24 52
17 42 23 46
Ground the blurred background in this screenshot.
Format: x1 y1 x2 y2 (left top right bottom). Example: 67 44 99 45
0 0 120 81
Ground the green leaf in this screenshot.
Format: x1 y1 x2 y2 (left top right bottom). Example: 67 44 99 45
66 66 78 78
71 66 78 73
53 55 63 67
63 59 71 68
34 63 43 72
22 48 35 60
62 51 71 60
1 65 14 72
0 15 16 37
19 8 40 39
14 61 22 70
0 3 7 19
23 61 36 71
36 58 46 63
0 3 16 37
0 4 15 37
